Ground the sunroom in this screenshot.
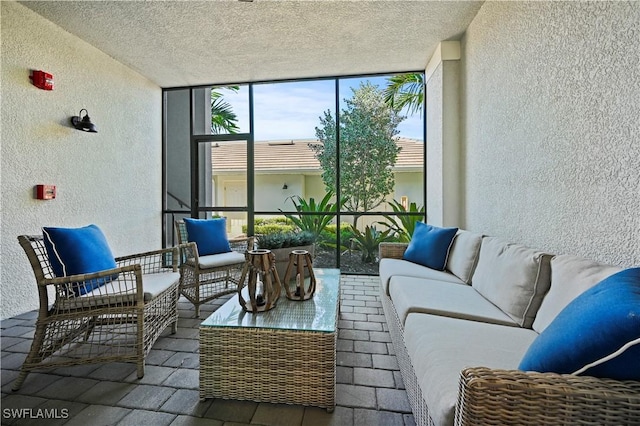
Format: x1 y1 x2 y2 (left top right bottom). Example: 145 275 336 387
2 1 639 425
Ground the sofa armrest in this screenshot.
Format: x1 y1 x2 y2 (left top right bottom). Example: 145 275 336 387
379 242 408 260
456 367 640 425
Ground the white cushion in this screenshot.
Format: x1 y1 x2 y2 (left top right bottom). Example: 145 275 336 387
532 254 621 333
59 272 179 309
379 258 463 296
141 272 180 301
472 237 552 328
195 251 245 269
445 230 483 284
404 313 538 426
389 276 517 327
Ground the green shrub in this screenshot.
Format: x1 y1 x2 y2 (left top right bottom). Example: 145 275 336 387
254 223 296 235
256 231 315 249
242 217 295 235
318 222 354 250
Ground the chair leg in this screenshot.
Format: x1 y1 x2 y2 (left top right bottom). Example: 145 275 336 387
137 362 145 379
136 310 145 379
12 371 29 392
12 321 47 391
194 274 201 318
83 316 98 341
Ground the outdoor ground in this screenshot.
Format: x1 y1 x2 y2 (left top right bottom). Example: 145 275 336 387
1 275 414 426
313 248 379 276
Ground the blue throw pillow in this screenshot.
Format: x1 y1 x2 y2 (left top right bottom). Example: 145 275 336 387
519 267 640 380
42 224 118 296
183 217 231 256
402 222 458 271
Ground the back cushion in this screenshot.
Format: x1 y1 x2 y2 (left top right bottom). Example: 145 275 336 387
42 224 118 296
472 237 552 328
445 230 483 284
183 217 231 256
532 254 621 333
402 222 458 271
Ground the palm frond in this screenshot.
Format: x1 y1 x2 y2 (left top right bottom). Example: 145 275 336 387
383 73 424 115
210 86 240 134
210 96 239 134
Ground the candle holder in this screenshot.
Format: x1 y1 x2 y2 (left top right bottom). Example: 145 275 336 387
237 249 281 313
282 249 316 301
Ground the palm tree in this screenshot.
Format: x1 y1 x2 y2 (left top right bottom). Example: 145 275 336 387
211 86 239 134
382 73 424 116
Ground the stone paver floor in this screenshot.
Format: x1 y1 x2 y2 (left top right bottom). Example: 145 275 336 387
1 275 414 426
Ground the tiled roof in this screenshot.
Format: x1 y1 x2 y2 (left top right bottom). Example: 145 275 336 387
212 137 424 173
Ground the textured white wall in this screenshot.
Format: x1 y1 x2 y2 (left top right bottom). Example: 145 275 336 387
426 63 444 225
1 2 162 319
461 1 640 266
426 58 462 228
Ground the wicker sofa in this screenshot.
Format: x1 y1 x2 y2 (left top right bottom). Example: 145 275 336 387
379 230 640 426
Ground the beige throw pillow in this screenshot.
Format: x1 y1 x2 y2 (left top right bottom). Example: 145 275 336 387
472 237 552 328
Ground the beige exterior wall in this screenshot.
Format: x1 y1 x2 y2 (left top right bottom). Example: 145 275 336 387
1 2 162 319
216 172 423 212
460 1 640 266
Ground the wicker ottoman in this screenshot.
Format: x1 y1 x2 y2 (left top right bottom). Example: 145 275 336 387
199 268 340 411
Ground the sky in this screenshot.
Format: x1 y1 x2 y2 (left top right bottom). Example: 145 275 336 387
221 75 424 141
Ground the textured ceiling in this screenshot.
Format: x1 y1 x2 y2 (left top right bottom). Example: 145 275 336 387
20 1 483 88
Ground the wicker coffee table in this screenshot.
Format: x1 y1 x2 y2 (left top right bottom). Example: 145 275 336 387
199 268 340 411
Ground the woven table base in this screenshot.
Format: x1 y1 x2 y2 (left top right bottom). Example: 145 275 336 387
200 326 336 411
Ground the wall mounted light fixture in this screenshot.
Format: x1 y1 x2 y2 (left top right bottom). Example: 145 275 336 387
282 183 288 190
70 109 98 133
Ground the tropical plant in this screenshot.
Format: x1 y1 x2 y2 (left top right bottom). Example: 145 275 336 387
349 225 393 263
311 82 403 226
382 73 424 115
256 231 315 250
211 86 239 134
377 199 425 242
282 191 343 240
243 217 296 236
315 222 353 251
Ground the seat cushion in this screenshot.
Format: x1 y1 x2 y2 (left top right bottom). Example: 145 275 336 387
532 254 622 333
404 313 538 426
42 224 118 296
445 229 483 284
59 272 180 310
379 258 464 296
520 267 640 380
184 217 231 256
389 276 517 327
403 222 458 270
472 237 552 328
195 251 246 269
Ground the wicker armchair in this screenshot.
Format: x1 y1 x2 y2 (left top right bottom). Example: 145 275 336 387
174 220 253 317
13 235 182 391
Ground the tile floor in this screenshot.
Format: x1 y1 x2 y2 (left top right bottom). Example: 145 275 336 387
1 275 414 426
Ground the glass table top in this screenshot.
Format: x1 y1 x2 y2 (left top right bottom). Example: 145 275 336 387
200 268 340 333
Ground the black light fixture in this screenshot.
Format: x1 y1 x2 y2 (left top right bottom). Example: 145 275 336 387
70 109 98 133
282 183 288 190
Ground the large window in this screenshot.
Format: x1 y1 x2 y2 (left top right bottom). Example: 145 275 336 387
163 73 425 275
